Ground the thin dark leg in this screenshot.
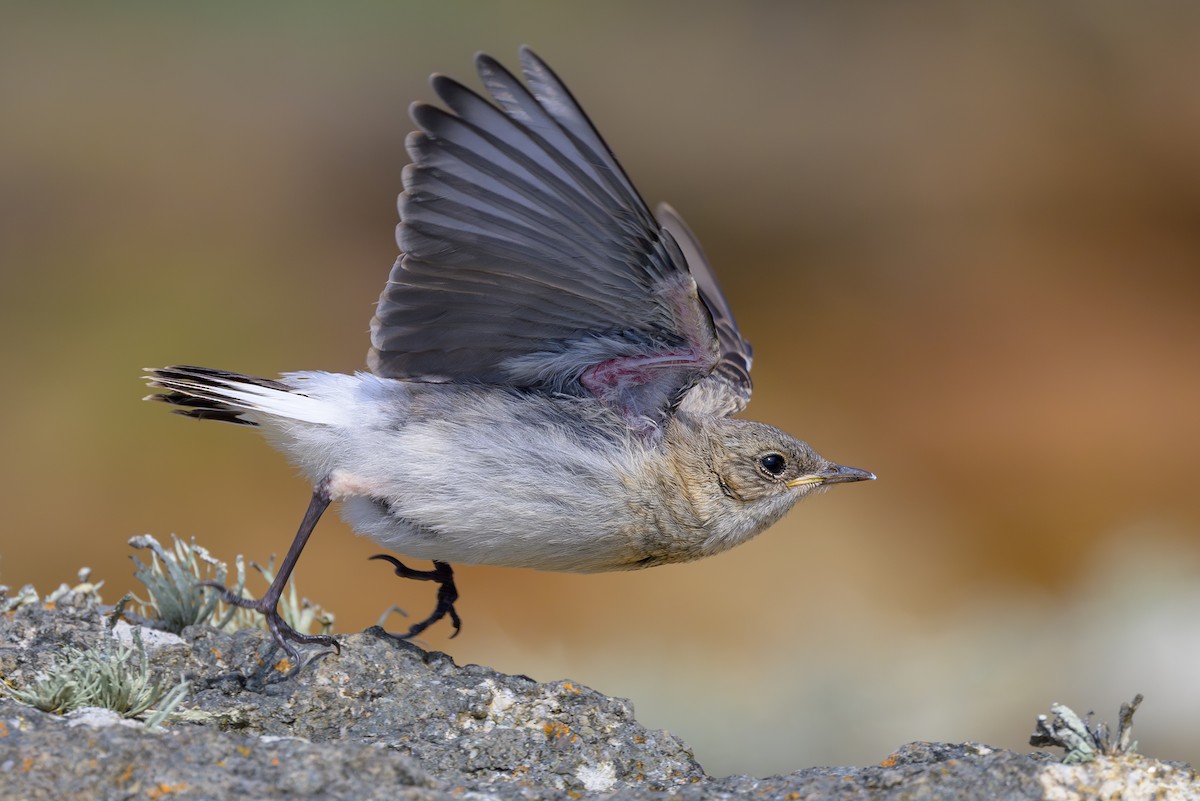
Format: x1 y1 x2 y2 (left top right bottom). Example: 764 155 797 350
202 479 337 660
369 555 461 639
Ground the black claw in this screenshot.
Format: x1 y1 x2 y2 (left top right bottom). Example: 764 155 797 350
199 579 338 659
191 482 338 662
371 555 462 640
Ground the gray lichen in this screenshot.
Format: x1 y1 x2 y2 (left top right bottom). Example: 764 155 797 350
1030 694 1143 763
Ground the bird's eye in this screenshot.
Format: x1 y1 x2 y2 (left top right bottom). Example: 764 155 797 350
758 453 787 477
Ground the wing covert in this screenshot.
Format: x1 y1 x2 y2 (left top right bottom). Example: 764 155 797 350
658 203 753 416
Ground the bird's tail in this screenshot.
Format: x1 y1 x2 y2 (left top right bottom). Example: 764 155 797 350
144 366 336 427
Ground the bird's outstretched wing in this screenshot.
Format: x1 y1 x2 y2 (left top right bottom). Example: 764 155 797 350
369 47 753 428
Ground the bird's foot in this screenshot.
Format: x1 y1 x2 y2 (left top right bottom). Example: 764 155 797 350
369 556 462 640
200 580 339 661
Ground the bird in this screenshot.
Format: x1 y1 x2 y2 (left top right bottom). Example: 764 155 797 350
145 47 874 659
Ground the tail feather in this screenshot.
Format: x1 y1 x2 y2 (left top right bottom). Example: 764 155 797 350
150 392 257 426
144 366 329 427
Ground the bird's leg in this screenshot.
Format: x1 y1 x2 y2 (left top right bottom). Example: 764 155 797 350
202 479 338 660
369 555 461 639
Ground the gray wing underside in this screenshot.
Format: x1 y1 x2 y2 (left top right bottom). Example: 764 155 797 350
369 47 752 424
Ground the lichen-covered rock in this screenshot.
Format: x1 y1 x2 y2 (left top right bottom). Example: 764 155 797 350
1 602 1196 800
1 602 700 798
175 624 704 794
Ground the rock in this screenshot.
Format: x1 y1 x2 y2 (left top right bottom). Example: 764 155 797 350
1 602 1196 799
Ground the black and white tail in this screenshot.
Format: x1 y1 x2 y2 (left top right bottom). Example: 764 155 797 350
144 366 328 427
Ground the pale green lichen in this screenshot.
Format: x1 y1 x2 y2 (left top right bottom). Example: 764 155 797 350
0 582 40 613
0 567 101 613
2 605 188 729
1030 695 1143 763
129 534 241 632
128 534 334 637
1 537 335 726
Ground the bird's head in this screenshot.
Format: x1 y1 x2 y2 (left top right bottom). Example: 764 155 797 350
674 417 874 556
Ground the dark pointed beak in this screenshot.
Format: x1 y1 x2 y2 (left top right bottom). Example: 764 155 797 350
817 464 876 485
786 464 876 488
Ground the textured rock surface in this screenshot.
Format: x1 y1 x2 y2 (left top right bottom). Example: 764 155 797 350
2 600 1196 800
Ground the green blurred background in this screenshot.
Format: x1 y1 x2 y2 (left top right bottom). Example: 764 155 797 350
3 0 1199 776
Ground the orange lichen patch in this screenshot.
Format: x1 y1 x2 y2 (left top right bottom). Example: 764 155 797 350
0 721 9 738
20 756 35 773
215 761 226 768
273 658 292 673
42 602 56 611
271 757 280 767
878 753 900 768
560 682 582 694
785 793 801 800
543 721 578 744
236 745 252 758
115 764 136 785
146 783 187 798
209 648 222 659
511 765 529 777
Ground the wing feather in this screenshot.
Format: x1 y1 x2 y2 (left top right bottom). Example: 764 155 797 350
370 48 752 426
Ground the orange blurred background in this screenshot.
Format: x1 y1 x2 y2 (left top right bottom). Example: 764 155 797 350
3 1 1199 776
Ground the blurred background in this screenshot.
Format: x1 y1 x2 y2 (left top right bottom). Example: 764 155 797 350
3 0 1199 777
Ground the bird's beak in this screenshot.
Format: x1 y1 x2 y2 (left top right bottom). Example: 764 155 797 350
787 464 876 488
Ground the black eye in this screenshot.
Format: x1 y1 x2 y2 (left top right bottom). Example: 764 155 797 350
758 453 787 477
